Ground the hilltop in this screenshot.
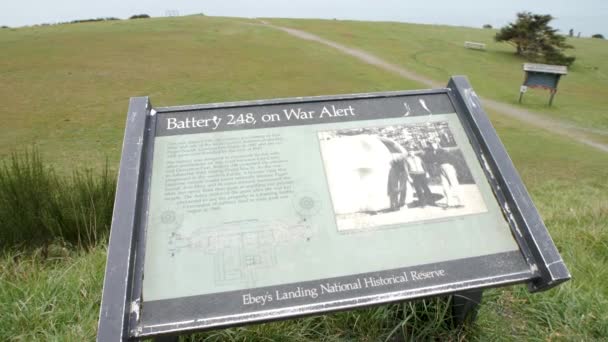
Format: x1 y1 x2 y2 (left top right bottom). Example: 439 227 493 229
1 15 607 341
268 18 608 134
1 16 607 170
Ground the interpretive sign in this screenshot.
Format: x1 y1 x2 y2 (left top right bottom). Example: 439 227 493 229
98 77 570 341
519 63 568 106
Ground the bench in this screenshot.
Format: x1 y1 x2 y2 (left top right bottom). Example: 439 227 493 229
464 41 486 50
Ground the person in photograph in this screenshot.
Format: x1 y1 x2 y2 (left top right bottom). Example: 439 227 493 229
405 150 434 207
438 128 456 147
425 141 463 208
387 154 408 211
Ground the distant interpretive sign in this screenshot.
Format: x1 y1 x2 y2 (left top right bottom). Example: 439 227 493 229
519 63 568 106
98 77 570 341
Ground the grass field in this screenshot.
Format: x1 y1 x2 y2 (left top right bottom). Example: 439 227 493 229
269 18 608 134
0 16 417 172
1 15 607 341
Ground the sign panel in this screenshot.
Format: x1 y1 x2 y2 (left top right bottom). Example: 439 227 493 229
524 73 560 89
98 77 570 341
141 94 527 332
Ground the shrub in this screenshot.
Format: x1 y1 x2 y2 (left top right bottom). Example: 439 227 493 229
592 34 605 39
69 17 120 24
483 24 493 29
0 149 116 250
129 14 151 20
1 25 9 29
495 12 576 66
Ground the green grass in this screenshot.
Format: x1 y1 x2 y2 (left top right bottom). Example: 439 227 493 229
0 16 416 173
0 245 107 341
186 299 460 341
1 15 607 341
0 150 115 249
268 18 608 133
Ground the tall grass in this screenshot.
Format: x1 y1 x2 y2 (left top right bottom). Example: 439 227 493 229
0 150 115 250
0 245 107 341
188 298 464 342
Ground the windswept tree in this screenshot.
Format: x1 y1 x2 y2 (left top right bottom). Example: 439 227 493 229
495 12 575 66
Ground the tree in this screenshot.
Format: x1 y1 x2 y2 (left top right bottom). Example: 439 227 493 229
129 14 150 19
592 34 605 39
495 12 575 66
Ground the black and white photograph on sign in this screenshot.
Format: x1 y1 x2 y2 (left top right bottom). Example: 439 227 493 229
318 121 488 231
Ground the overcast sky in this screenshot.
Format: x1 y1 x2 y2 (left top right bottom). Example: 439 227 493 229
2 0 606 36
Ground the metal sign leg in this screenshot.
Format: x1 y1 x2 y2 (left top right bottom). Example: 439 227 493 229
451 290 483 326
154 335 179 342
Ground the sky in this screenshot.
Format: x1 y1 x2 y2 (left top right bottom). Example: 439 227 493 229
2 0 607 37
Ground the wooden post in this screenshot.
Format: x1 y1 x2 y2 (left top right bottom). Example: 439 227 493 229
549 89 557 106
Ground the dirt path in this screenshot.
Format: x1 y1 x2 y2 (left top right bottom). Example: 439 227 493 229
262 22 608 153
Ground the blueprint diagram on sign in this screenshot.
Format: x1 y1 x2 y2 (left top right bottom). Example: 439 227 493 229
166 219 314 287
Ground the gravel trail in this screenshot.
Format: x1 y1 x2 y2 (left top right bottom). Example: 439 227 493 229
262 22 608 153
